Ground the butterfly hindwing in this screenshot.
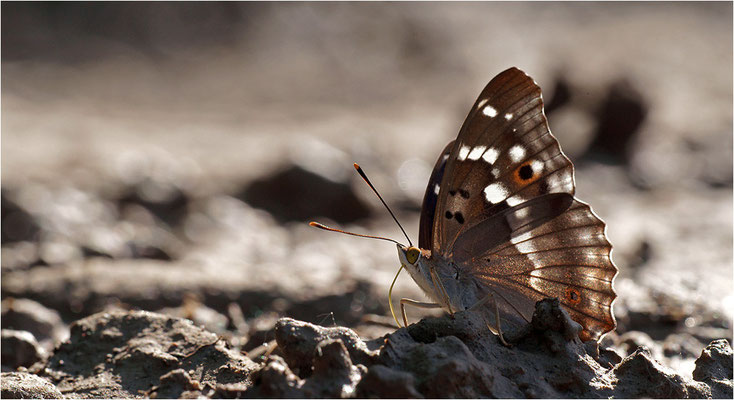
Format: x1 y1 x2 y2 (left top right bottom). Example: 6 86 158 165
465 199 617 341
433 68 575 257
451 192 574 264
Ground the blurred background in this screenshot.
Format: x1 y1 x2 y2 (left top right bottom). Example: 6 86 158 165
2 2 731 376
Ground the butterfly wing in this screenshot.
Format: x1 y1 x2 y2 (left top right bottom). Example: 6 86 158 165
432 67 575 256
426 67 616 340
459 198 617 341
419 140 455 249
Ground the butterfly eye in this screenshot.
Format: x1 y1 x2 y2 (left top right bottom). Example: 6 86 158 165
406 247 421 264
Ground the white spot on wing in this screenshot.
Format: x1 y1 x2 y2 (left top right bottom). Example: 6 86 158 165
483 183 507 204
483 105 498 118
434 184 440 195
504 113 513 120
506 195 525 207
491 168 500 178
531 160 544 174
482 148 499 164
509 145 526 163
458 145 470 161
467 146 487 160
547 170 573 191
515 206 529 220
476 99 488 109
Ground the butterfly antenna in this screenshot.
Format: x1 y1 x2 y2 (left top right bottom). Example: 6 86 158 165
309 222 402 245
353 163 413 247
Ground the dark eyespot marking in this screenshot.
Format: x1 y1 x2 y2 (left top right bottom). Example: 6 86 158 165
565 287 581 305
445 211 453 219
459 189 470 198
449 190 457 196
518 165 534 180
454 212 465 224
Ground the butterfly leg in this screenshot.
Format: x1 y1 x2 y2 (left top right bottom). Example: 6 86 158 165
468 293 510 347
429 267 454 316
399 298 442 327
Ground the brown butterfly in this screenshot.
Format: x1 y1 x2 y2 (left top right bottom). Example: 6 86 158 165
313 67 617 343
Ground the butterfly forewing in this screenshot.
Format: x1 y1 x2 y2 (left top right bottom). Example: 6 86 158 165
432 68 575 256
419 140 455 250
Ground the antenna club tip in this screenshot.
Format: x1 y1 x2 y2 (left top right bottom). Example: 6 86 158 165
353 163 361 170
309 221 320 227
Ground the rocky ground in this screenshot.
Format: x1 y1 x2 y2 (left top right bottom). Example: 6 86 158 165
2 2 733 398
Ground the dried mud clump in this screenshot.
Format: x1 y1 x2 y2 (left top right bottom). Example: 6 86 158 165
29 311 259 398
692 339 734 399
0 371 62 399
244 299 732 398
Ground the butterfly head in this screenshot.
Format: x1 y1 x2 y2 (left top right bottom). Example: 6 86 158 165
397 244 422 267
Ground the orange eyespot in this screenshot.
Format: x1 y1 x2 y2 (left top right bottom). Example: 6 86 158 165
406 247 421 264
513 161 540 185
565 287 582 305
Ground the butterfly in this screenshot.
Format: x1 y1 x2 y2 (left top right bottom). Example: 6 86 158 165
313 67 617 343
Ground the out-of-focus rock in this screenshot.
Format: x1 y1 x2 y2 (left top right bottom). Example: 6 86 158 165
117 178 190 228
692 339 733 399
663 333 706 359
618 330 664 360
1 254 386 333
238 165 371 224
543 76 572 116
0 371 62 399
1 190 40 244
1 330 45 371
157 297 230 335
0 298 65 347
33 310 258 398
1 241 40 271
585 80 647 165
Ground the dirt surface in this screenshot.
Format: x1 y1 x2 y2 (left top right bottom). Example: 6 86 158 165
4 304 731 398
2 2 732 398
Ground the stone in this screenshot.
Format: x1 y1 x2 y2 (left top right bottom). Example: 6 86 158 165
1 330 45 370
